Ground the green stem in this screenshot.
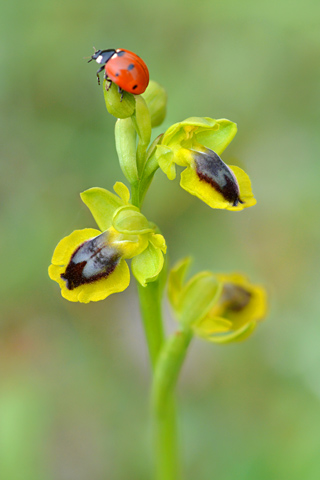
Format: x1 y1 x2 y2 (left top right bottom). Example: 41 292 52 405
154 394 178 480
136 280 165 371
136 141 148 176
139 152 160 206
131 181 140 208
152 328 193 480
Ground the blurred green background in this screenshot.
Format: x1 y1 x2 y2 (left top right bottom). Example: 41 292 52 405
1 0 320 478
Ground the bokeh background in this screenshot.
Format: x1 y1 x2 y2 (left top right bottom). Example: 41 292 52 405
1 0 320 478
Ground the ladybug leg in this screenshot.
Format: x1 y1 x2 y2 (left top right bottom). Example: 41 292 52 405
96 66 105 85
118 86 124 102
105 78 113 91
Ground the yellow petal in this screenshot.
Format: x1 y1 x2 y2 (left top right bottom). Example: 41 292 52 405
131 242 164 287
149 233 167 253
49 258 130 303
115 234 149 259
227 166 256 211
51 229 101 265
207 320 257 344
180 162 256 211
76 259 130 303
49 228 131 303
214 272 267 324
113 182 131 204
155 145 177 180
193 316 232 337
180 165 232 209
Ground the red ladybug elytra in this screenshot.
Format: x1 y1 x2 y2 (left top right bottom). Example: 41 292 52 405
88 48 149 99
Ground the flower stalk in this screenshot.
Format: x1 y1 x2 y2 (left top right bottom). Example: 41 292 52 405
137 279 165 370
152 328 193 480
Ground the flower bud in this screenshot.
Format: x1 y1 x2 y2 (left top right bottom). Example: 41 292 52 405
131 96 152 173
103 81 135 119
141 80 167 127
132 96 152 147
115 118 139 184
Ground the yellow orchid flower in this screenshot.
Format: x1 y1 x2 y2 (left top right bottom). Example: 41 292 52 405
49 183 166 303
155 117 256 211
168 258 267 343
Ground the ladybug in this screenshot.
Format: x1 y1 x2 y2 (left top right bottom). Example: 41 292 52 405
88 48 149 100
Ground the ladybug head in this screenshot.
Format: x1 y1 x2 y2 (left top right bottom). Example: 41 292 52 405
87 49 102 63
88 49 116 65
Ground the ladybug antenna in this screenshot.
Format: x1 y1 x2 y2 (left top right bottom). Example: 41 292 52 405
86 47 99 63
84 54 94 63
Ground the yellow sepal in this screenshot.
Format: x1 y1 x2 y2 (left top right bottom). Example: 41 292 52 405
194 318 257 344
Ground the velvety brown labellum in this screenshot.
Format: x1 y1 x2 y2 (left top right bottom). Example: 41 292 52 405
61 232 121 290
221 283 252 312
193 148 244 206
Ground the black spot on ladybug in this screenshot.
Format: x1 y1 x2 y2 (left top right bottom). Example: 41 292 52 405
132 85 138 90
115 72 119 77
117 51 125 57
128 63 135 71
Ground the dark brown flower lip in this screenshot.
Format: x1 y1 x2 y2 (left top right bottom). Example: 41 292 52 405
60 232 121 290
193 148 244 207
221 283 252 312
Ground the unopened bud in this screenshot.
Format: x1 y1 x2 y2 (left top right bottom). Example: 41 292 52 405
142 80 167 127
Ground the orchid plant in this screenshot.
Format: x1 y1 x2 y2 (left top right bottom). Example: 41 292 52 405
49 69 267 479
